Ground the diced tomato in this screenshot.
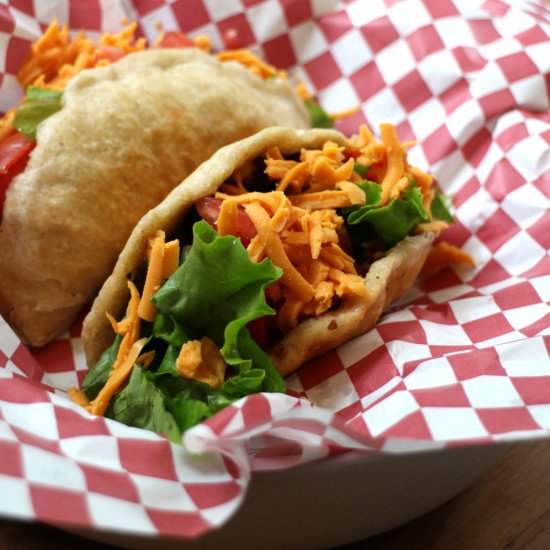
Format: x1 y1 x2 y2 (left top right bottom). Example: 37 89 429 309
221 28 242 50
95 45 126 63
246 316 269 348
196 196 224 227
344 149 361 160
157 31 195 49
0 131 34 216
0 131 33 174
196 196 257 247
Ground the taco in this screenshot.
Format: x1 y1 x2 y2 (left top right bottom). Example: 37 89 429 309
75 124 471 438
0 24 310 347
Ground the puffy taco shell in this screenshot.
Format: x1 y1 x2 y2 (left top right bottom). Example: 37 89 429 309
82 126 436 376
0 48 309 347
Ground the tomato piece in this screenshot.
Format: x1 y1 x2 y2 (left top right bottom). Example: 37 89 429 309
196 196 257 248
196 196 222 226
0 132 34 216
158 31 195 48
0 131 33 174
95 45 126 63
343 149 361 160
246 316 269 348
221 28 243 50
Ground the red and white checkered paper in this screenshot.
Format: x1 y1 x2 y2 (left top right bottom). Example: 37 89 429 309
1 0 549 540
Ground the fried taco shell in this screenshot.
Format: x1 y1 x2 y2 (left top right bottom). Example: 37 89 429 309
0 48 309 347
81 126 437 377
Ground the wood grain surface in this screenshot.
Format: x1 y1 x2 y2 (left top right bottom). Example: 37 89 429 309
0 438 549 549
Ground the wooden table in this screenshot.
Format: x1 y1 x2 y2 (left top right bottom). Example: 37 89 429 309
1 439 549 549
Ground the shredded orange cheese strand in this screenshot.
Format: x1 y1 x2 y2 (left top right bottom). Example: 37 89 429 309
274 161 310 193
421 241 475 278
138 230 166 322
216 49 285 79
217 199 239 237
0 20 301 133
162 239 181 280
176 337 226 389
329 105 362 120
17 21 146 90
379 123 406 205
416 220 449 233
138 230 180 322
310 157 355 189
81 279 143 415
116 280 141 357
245 201 315 303
67 387 90 407
87 337 148 416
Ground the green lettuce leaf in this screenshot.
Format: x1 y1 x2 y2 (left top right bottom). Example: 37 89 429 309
82 334 122 400
13 86 63 140
346 181 430 246
152 312 193 347
154 344 183 377
106 366 182 443
305 99 334 129
358 180 382 207
155 375 235 434
153 220 285 393
431 189 455 223
353 163 369 178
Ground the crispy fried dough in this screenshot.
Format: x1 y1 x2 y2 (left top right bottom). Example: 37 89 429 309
81 127 435 376
0 49 309 347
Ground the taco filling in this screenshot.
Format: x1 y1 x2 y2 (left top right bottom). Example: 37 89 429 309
72 124 473 441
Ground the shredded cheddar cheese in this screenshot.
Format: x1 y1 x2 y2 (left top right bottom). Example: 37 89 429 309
176 337 227 389
81 279 143 416
212 137 386 333
0 20 302 135
329 104 362 120
421 241 475 278
293 76 312 101
378 123 407 205
217 199 239 237
416 220 450 233
211 124 475 331
216 49 286 79
87 336 148 416
14 20 291 94
17 21 147 91
138 230 180 322
67 387 90 407
70 231 180 416
138 230 167 322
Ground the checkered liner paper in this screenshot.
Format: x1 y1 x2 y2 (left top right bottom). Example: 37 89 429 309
0 0 549 539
